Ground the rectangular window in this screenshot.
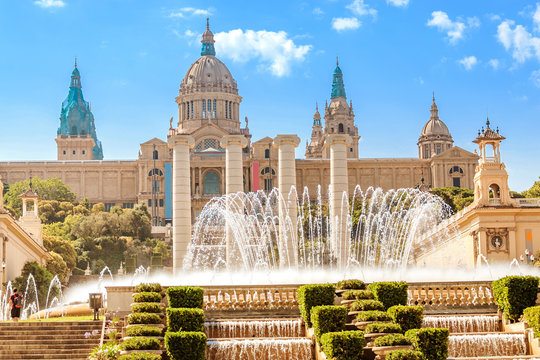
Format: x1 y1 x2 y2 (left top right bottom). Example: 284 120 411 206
208 99 212 117
122 203 134 209
213 99 217 118
202 99 206 118
152 180 160 193
436 144 441 154
225 100 228 119
186 102 189 120
159 199 164 207
104 203 115 211
264 178 272 192
424 145 430 158
191 101 194 119
229 102 232 119
148 199 152 207
452 177 461 187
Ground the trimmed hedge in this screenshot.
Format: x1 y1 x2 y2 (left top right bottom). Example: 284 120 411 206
492 276 539 321
297 284 336 327
386 350 425 360
388 305 424 332
320 330 365 360
373 334 411 347
405 328 449 360
118 354 162 360
118 354 161 360
311 305 347 340
133 292 162 303
166 286 204 309
524 306 540 337
336 279 366 290
126 326 163 337
121 337 161 351
342 290 374 300
368 281 408 310
350 299 385 312
165 331 206 360
167 308 205 333
365 322 402 334
134 283 163 293
127 313 162 325
131 302 162 314
355 310 392 322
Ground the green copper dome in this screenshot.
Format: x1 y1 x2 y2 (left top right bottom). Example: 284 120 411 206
331 58 347 99
57 61 104 160
201 18 216 56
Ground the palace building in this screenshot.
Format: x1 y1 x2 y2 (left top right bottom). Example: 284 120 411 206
0 21 480 225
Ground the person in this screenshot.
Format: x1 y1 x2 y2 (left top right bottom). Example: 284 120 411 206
10 288 23 322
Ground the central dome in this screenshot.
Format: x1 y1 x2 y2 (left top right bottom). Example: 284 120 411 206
180 20 238 95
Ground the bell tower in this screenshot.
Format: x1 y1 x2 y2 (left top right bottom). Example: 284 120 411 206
472 119 512 207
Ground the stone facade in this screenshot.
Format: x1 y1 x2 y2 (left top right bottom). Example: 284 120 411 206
0 22 479 225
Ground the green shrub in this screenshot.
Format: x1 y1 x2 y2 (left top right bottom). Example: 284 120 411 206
405 328 448 360
118 354 161 360
165 331 206 360
320 330 365 360
167 308 205 332
166 286 204 309
492 276 539 321
134 283 163 293
365 322 402 334
374 334 411 347
368 282 408 310
127 313 162 325
297 284 336 327
524 306 540 337
355 310 392 322
350 299 384 312
122 337 161 351
336 279 366 290
311 305 347 340
342 290 374 300
126 326 163 337
386 350 425 360
133 292 162 303
388 305 423 332
131 302 162 313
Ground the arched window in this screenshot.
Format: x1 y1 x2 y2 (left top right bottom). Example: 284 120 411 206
489 183 501 199
148 169 163 176
153 150 158 160
261 167 276 175
338 123 344 133
449 166 464 175
264 149 270 159
203 172 220 194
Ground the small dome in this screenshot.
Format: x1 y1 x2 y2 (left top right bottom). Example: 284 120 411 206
180 55 237 94
419 96 452 139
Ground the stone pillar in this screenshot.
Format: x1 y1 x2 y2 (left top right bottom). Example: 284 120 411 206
167 134 195 273
327 134 352 269
274 135 300 268
220 135 248 268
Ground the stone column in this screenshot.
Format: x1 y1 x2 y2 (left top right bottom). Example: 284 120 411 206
274 135 300 268
167 134 195 273
327 134 352 269
220 135 248 268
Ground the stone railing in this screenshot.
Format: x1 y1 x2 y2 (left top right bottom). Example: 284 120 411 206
407 281 496 314
516 198 540 207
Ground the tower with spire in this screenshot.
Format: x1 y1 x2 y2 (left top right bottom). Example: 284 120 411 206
306 58 360 159
56 59 104 160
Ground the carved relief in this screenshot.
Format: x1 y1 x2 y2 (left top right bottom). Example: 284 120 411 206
486 228 509 253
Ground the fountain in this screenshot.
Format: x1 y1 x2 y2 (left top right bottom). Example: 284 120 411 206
423 315 500 333
448 333 527 357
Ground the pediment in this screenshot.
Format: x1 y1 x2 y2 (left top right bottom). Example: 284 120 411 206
140 137 166 146
432 146 479 160
253 136 274 145
190 124 229 141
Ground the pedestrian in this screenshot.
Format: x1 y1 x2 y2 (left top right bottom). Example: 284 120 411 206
10 288 23 322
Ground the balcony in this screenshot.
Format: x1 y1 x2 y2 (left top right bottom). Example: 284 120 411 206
488 198 501 206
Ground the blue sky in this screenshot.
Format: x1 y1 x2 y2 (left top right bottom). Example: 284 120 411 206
0 0 539 191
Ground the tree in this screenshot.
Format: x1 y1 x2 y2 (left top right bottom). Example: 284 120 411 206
3 178 76 218
43 235 77 271
431 187 474 213
522 178 540 198
46 252 70 283
13 261 56 308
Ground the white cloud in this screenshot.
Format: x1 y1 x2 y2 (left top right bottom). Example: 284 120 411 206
488 14 501 22
531 69 540 87
313 7 324 16
169 7 211 18
346 0 377 18
214 29 312 77
459 56 478 70
427 11 479 44
332 17 362 32
497 20 540 63
34 0 65 8
488 59 500 70
387 0 409 7
534 3 540 32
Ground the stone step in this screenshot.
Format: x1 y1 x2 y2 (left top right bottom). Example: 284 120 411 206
0 335 100 341
1 342 99 349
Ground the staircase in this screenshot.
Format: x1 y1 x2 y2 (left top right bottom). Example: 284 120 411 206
205 318 314 360
0 321 102 360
